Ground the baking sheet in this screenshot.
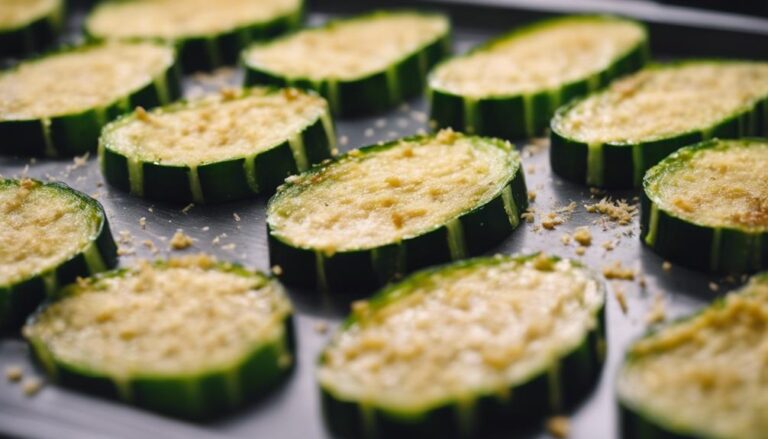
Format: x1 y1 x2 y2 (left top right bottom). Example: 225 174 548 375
1 1 765 438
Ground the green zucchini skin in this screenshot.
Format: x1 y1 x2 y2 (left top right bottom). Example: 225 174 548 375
0 43 181 158
319 254 606 438
85 0 303 73
640 138 767 273
24 263 295 420
267 134 528 294
0 180 118 331
0 0 64 58
99 88 336 204
243 11 452 117
428 15 649 141
550 62 768 189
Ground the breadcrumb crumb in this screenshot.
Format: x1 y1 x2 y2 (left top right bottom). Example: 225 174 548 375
573 227 592 246
646 293 667 325
547 416 570 438
271 265 283 276
584 197 636 225
170 230 194 250
314 321 329 334
662 261 672 272
22 378 43 396
603 261 636 280
613 284 629 315
5 366 22 382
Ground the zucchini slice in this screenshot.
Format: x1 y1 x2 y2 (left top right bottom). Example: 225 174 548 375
617 272 768 439
0 0 63 57
551 60 768 188
267 130 528 293
23 254 294 419
428 15 648 140
319 254 606 438
0 42 181 157
99 87 335 204
0 179 117 330
242 11 451 116
641 138 768 273
85 0 303 72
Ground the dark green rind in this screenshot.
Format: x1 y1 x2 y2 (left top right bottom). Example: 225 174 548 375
243 11 451 117
319 254 606 438
0 180 117 331
24 263 294 420
267 134 528 294
85 0 304 73
0 0 64 57
428 15 649 141
640 138 767 273
99 87 335 204
0 42 181 158
551 61 768 188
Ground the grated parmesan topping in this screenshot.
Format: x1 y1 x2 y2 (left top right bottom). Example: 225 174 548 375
268 131 515 252
555 62 768 144
23 255 292 376
0 42 174 119
0 0 58 28
0 180 100 285
87 0 300 39
430 18 644 97
244 13 448 80
319 258 602 409
104 88 327 165
618 275 768 439
648 140 768 231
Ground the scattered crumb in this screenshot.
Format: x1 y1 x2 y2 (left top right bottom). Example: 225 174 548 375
22 378 43 396
575 247 586 256
603 261 636 280
541 213 563 230
169 230 194 250
521 208 536 223
364 128 374 137
584 197 636 225
560 234 571 246
613 284 629 315
138 217 147 229
547 416 570 438
637 275 647 289
181 203 194 214
148 207 154 213
602 240 615 251
573 227 592 246
646 293 667 325
201 226 210 232
339 135 349 146
708 282 719 292
532 253 555 271
314 321 329 334
142 240 158 254
271 265 283 276
527 190 537 202
221 243 236 251
5 366 23 382
233 213 241 222
662 261 672 272
526 164 536 174
375 118 387 128
116 247 135 256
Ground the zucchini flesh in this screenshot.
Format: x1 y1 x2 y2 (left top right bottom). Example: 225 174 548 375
551 61 768 188
267 130 528 293
319 254 606 438
618 273 768 439
99 87 335 204
0 42 181 157
0 0 63 57
242 11 451 116
641 138 768 273
0 179 117 330
85 0 303 72
23 255 294 419
428 15 648 140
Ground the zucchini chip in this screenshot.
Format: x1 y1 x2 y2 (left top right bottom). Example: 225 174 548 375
267 130 528 293
23 255 294 419
0 179 117 330
0 0 63 57
100 87 335 203
243 11 450 116
319 254 606 438
429 15 648 140
551 60 768 188
642 138 768 273
0 42 180 157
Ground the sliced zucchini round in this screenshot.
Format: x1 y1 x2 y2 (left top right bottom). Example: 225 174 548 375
319 254 606 438
99 87 335 204
551 60 768 188
0 179 117 331
618 272 768 439
23 254 294 419
267 130 528 293
641 138 768 273
85 0 303 72
0 0 63 57
0 41 181 157
429 15 648 141
242 10 451 116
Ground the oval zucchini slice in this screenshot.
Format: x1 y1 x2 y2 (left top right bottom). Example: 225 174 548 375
319 254 606 438
617 272 768 439
267 130 528 293
0 179 117 330
242 10 451 116
551 60 768 188
429 15 648 140
641 138 768 273
0 0 63 57
85 0 303 72
99 87 336 204
0 42 181 157
23 254 294 419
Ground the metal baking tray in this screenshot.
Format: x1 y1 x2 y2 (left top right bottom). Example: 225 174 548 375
1 1 766 438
